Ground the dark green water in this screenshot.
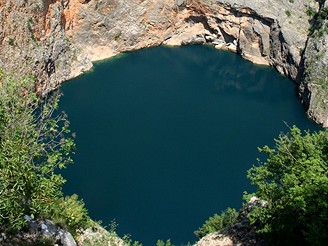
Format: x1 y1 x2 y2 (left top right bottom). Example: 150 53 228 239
59 45 318 245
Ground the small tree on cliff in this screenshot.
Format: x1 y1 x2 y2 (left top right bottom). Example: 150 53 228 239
246 126 328 245
0 68 82 230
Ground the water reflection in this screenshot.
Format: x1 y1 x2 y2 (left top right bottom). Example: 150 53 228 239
150 45 293 101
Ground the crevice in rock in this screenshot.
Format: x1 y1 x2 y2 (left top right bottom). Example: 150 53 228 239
218 26 235 44
218 3 274 27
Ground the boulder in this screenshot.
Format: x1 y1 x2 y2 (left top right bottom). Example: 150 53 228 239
60 230 77 246
40 219 58 238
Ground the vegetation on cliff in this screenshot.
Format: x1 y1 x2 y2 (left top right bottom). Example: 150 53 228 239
246 126 328 245
0 69 90 235
0 70 147 245
194 208 238 239
196 127 328 245
300 1 328 127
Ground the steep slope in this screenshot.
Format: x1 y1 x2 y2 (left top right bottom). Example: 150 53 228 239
0 0 327 126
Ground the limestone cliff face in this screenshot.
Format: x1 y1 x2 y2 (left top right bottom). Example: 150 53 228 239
0 0 327 126
300 2 328 127
0 0 77 94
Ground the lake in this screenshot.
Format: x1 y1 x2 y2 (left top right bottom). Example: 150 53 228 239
59 45 319 245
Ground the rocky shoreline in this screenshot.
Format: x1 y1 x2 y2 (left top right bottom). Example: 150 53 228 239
1 0 327 126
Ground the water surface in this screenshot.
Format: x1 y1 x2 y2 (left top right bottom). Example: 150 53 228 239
59 45 318 245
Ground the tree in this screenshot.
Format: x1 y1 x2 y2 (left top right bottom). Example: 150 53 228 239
0 68 76 230
194 208 238 238
246 126 328 245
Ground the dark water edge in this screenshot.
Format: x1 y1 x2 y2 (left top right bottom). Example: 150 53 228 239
59 45 319 245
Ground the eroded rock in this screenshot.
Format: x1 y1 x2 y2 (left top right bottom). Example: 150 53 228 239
0 0 326 126
194 233 234 246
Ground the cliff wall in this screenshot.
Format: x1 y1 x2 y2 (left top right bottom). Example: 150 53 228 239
0 0 327 126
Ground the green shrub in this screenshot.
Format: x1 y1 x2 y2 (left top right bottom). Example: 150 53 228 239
285 10 291 17
156 239 172 246
310 7 328 34
8 38 15 46
194 208 238 238
306 6 316 17
0 69 76 230
51 194 91 233
122 234 143 246
246 126 328 245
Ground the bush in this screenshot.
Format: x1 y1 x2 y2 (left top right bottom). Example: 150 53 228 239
246 126 328 245
306 6 317 17
8 38 15 46
0 69 77 230
51 194 91 233
194 208 238 238
156 239 172 246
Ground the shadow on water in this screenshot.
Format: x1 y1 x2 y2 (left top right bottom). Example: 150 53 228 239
59 45 319 245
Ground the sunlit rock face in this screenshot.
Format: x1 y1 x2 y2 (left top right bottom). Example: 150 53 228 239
1 0 327 126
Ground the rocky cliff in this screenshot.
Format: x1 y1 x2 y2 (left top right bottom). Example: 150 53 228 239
0 0 327 126
301 1 328 127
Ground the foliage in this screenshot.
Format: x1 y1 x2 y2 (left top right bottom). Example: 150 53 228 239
246 126 328 245
306 6 317 17
310 6 328 35
285 10 291 17
156 239 172 246
194 208 238 238
122 233 143 246
0 69 81 231
7 38 15 46
51 194 91 233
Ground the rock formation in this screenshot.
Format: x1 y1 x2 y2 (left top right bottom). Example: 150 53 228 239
0 216 124 246
194 233 234 246
193 196 267 246
0 217 77 246
300 1 328 127
0 0 327 126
